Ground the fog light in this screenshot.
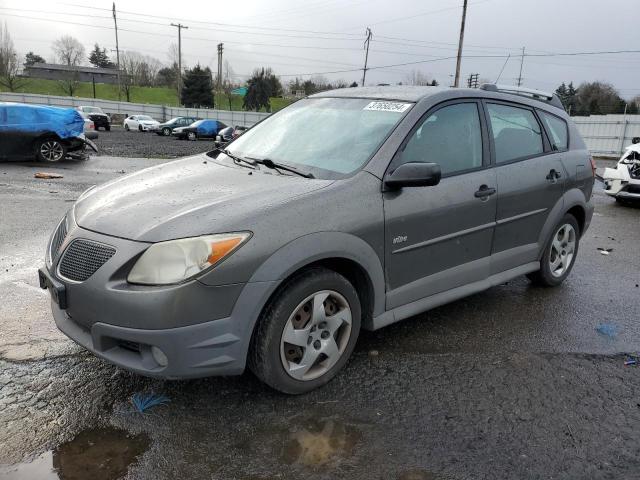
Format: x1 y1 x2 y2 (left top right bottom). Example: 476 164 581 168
151 346 168 367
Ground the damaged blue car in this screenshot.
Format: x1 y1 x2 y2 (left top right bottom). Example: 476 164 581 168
171 119 227 141
0 103 97 162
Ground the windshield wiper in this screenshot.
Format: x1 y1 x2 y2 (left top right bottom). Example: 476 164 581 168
214 147 257 169
250 158 314 178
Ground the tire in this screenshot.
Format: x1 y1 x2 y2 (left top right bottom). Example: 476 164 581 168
162 127 172 136
105 125 111 131
138 125 143 132
249 267 361 394
35 138 66 162
124 124 130 131
527 214 580 287
187 131 197 141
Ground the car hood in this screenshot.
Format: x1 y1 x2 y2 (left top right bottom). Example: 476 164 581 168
73 153 333 242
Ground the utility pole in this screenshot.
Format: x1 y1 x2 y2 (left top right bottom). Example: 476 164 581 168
467 73 479 88
361 27 372 87
171 22 188 103
112 2 121 100
217 43 223 92
517 47 525 87
453 0 468 88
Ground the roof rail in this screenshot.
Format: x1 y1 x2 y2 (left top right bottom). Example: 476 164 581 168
480 83 565 110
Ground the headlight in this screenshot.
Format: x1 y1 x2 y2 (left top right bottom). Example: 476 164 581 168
127 233 251 285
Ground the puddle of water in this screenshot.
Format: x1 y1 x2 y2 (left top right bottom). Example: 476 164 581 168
280 418 361 467
0 427 149 480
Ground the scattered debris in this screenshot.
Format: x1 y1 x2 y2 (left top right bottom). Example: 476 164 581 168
34 172 63 179
131 392 170 413
597 247 613 255
624 357 637 366
595 323 618 337
202 160 207 164
368 350 379 357
115 169 126 174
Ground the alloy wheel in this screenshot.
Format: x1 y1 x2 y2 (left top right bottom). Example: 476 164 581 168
549 223 576 277
280 290 352 381
40 141 64 162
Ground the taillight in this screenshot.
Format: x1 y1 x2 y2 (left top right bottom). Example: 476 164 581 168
589 155 596 177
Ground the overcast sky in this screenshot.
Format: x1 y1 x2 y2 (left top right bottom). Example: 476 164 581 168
2 0 639 98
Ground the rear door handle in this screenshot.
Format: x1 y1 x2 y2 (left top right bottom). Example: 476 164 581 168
474 185 496 199
546 169 562 181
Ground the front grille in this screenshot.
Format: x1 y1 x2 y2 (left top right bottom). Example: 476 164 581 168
58 239 116 282
50 217 68 262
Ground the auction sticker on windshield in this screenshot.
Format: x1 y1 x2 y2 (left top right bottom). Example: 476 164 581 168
363 101 412 113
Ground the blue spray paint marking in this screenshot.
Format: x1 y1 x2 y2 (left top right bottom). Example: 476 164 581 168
595 323 618 338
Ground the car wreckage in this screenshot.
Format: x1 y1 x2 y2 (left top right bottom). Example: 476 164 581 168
603 137 640 204
0 103 97 162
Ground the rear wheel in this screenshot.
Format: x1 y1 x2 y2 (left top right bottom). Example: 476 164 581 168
249 267 361 394
105 125 111 131
527 214 580 287
35 138 66 162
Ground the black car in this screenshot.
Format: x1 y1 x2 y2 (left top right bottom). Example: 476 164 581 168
171 119 227 140
77 106 111 131
0 103 97 162
155 116 200 136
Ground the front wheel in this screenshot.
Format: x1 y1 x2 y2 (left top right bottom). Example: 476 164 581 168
138 125 143 132
249 267 361 394
105 125 111 131
124 124 130 131
162 127 172 136
36 138 66 162
187 131 197 141
527 214 580 287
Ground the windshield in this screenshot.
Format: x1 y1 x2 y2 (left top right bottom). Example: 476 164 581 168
83 107 102 113
226 97 412 178
138 115 153 121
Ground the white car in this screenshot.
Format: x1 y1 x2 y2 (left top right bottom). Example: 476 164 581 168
123 115 160 132
602 138 640 204
78 111 98 140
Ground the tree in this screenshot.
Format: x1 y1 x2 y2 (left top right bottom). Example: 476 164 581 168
405 69 433 86
88 44 114 68
0 22 27 92
52 35 84 96
157 63 179 88
574 81 625 115
349 81 358 88
52 35 85 66
243 68 282 111
24 51 45 67
181 64 214 108
430 79 439 86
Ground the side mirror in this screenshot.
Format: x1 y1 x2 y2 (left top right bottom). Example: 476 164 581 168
384 162 441 189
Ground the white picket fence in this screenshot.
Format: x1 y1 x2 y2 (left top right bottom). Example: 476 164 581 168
0 92 270 126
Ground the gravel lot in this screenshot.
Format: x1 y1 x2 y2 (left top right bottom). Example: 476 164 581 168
1 157 639 479
93 126 215 158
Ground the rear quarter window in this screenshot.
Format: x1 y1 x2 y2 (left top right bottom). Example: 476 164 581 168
538 110 569 151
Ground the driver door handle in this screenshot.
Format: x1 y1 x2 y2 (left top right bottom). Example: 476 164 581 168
474 185 496 199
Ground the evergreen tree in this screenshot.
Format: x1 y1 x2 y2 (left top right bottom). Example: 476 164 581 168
88 44 114 68
181 64 214 108
243 68 281 112
24 51 45 66
349 81 358 87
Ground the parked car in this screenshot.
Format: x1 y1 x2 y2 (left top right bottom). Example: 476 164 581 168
123 115 160 132
215 125 249 146
77 111 99 140
602 137 640 204
76 106 111 131
0 103 97 162
40 85 594 394
172 119 227 140
154 117 200 136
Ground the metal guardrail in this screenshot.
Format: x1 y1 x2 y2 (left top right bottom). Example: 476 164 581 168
0 91 271 126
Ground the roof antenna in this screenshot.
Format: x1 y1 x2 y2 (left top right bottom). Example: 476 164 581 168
495 54 511 83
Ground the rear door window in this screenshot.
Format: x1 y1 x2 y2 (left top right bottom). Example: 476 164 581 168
487 103 543 163
538 110 569 151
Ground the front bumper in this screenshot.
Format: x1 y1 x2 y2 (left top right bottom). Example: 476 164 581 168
140 124 158 131
41 221 277 378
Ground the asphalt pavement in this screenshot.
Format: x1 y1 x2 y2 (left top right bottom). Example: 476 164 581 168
0 155 639 480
